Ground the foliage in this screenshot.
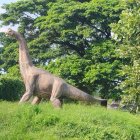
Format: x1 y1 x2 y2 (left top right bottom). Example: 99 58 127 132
0 0 124 69
0 75 24 101
35 0 123 57
0 32 18 71
7 65 21 78
47 40 123 99
84 40 123 99
111 0 140 113
0 102 140 140
47 54 90 92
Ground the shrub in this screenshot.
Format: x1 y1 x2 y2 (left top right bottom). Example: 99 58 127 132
0 75 24 101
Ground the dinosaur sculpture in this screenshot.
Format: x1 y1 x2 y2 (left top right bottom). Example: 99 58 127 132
5 28 107 107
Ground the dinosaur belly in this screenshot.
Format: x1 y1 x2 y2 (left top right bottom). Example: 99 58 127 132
37 92 51 99
35 84 52 98
34 74 53 98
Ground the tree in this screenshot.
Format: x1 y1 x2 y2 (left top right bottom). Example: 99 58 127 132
46 40 123 99
47 55 90 92
0 0 125 99
0 0 124 69
35 0 124 57
84 40 123 99
111 0 140 113
0 0 55 70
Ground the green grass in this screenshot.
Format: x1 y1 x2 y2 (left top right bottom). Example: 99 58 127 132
0 101 140 140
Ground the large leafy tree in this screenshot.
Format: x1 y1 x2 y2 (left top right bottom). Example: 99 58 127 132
111 0 140 112
0 0 124 69
47 40 123 99
35 0 123 57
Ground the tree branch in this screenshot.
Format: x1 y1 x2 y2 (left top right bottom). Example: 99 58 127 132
53 40 85 57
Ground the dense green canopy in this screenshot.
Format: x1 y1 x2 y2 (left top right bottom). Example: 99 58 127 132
111 0 140 112
0 0 124 67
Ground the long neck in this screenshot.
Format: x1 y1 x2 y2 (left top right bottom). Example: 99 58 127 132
16 34 33 77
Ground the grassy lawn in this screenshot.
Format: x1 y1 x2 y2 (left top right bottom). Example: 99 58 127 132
0 101 140 140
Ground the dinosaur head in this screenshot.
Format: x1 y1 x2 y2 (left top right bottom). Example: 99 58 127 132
5 28 15 37
5 28 21 40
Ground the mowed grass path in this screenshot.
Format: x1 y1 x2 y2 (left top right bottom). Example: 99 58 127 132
0 101 140 140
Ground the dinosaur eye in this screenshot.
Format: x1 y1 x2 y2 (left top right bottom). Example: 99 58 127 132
8 28 12 33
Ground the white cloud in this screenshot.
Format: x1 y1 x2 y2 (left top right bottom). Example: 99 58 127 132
0 4 5 14
0 26 10 33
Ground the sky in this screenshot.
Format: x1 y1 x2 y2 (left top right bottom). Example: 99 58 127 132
0 0 18 5
0 0 18 47
0 0 18 32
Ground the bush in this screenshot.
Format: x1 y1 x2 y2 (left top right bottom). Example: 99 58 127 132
0 75 24 101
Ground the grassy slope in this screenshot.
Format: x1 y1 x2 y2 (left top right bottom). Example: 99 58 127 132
0 101 140 140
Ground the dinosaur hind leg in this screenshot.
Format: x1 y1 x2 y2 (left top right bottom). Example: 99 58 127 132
50 97 61 108
50 83 63 108
31 96 42 105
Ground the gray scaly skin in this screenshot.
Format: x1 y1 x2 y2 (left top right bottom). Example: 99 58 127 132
5 29 107 107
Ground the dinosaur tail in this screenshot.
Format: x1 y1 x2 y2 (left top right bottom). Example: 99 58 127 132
65 84 107 107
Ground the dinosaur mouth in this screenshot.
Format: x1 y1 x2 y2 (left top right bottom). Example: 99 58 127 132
5 28 13 36
0 29 9 36
5 32 9 36
4 31 10 36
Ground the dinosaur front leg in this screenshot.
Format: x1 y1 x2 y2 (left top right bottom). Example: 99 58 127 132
31 96 41 105
19 76 36 103
19 91 33 103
